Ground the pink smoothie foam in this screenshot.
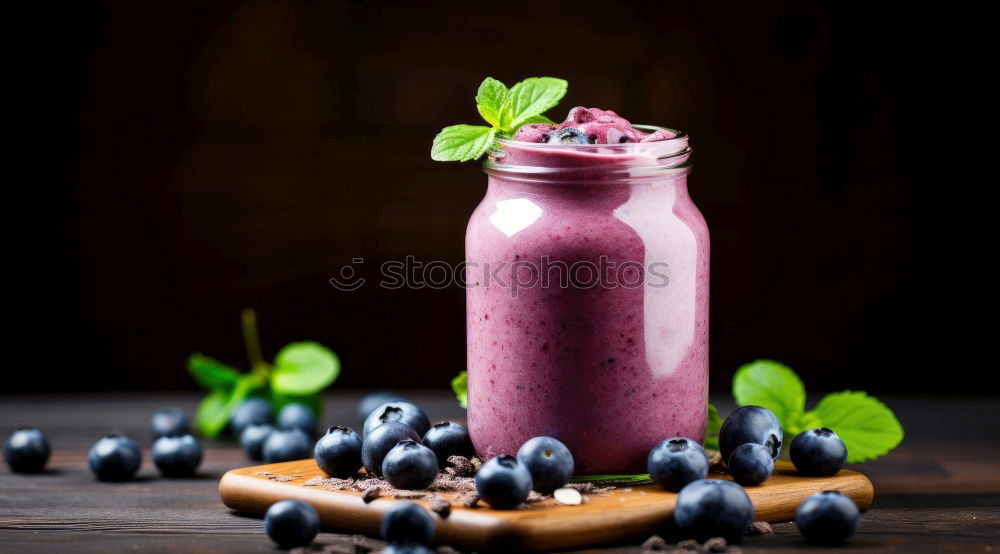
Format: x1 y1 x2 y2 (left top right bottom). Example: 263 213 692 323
513 106 676 144
466 107 709 474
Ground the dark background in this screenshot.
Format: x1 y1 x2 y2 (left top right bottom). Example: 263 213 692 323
10 1 980 394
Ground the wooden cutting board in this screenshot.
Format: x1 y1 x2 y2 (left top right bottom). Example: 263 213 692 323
220 460 873 552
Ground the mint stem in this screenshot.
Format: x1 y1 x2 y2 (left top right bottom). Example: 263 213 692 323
241 308 265 372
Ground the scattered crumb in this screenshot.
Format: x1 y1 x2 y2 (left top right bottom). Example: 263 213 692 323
677 539 701 551
445 456 475 477
641 534 667 552
622 487 633 493
461 493 480 508
255 471 302 482
393 491 427 500
703 536 728 552
430 497 451 518
566 482 614 495
746 521 773 535
705 449 726 473
362 488 381 504
524 490 547 504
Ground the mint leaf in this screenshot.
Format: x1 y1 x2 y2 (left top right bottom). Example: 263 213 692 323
431 125 496 162
808 391 904 463
732 359 806 423
187 353 240 390
271 341 340 396
507 77 567 127
195 374 263 438
518 114 556 125
475 77 509 128
195 388 230 438
451 370 468 409
704 403 722 451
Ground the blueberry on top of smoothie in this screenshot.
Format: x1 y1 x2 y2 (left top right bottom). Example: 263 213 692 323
512 106 675 144
546 128 591 144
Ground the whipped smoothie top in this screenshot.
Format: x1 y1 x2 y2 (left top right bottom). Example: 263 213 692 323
431 77 681 163
512 107 676 145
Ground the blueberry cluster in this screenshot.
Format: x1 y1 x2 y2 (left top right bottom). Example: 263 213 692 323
313 395 476 492
233 400 317 462
312 394 580 514
636 405 860 545
4 406 204 482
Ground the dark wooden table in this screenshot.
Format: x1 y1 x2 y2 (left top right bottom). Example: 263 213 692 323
1 392 997 553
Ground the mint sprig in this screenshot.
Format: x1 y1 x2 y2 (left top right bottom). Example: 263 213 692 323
728 359 904 463
431 76 567 162
187 309 340 438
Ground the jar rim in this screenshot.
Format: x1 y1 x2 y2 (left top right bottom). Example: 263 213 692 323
495 125 686 150
484 124 692 181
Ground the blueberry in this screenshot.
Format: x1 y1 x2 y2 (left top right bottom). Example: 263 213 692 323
382 439 438 490
240 423 275 461
380 501 435 545
363 401 430 439
3 428 50 473
516 436 574 494
790 428 848 476
647 437 709 492
475 455 533 509
422 421 474 468
674 479 755 542
264 499 320 549
358 390 405 422
718 405 783 463
88 433 142 481
546 128 590 144
262 428 312 463
277 402 316 435
149 407 188 440
795 490 860 545
362 421 420 477
152 433 202 477
230 398 274 435
728 443 774 486
314 426 363 478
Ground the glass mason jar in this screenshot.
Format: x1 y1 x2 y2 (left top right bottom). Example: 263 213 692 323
464 128 709 474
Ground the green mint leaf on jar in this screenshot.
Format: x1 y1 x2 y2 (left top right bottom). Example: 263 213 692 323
452 370 468 409
807 391 904 463
431 125 496 162
475 77 510 129
506 77 567 127
732 359 807 425
431 76 567 162
270 341 340 396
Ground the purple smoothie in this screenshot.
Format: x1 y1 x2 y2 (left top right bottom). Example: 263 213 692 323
465 108 710 474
